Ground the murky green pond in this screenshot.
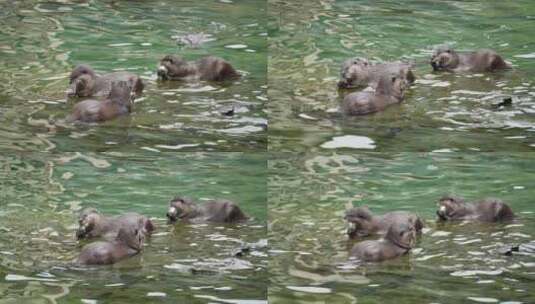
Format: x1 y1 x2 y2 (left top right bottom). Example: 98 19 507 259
269 152 535 303
0 152 267 303
0 0 267 152
268 0 535 152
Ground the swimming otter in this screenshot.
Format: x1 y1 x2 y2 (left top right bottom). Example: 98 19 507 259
436 195 514 222
349 221 416 262
337 57 415 89
76 208 154 241
157 55 240 81
345 206 424 239
342 73 408 115
166 196 248 224
430 46 512 73
67 64 144 98
76 222 144 265
67 81 134 123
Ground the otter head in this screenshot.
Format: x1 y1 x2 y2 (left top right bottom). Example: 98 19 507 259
436 195 467 221
166 196 195 222
344 206 376 238
76 208 101 239
430 46 459 71
385 221 416 250
390 73 408 100
67 65 97 97
117 223 144 251
157 55 191 80
376 73 408 100
108 81 135 108
337 57 370 89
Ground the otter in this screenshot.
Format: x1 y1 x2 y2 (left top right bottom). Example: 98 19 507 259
76 208 154 241
345 206 424 239
75 222 144 265
337 57 415 89
67 64 144 98
430 46 512 73
342 73 408 115
436 195 514 222
166 196 248 224
349 222 416 262
67 81 134 123
157 55 240 81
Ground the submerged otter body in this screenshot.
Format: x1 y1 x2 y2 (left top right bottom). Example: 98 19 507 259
157 55 240 82
67 81 134 123
338 57 415 89
345 206 424 238
350 222 416 262
76 224 144 265
430 47 511 73
436 195 514 222
67 65 144 98
166 196 248 224
76 208 154 241
342 74 408 115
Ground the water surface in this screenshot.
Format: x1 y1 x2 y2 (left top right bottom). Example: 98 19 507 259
268 0 535 152
0 152 267 303
0 0 267 152
269 152 535 303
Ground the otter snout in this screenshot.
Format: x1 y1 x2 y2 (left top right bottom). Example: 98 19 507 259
431 60 439 71
346 221 357 237
157 65 169 79
166 206 178 222
66 82 78 97
75 225 88 239
338 80 350 89
436 206 448 221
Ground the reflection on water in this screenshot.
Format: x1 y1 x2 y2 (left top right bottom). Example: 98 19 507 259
268 0 535 152
269 152 535 303
0 152 267 303
0 0 267 152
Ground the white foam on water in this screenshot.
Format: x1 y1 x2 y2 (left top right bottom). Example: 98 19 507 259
467 297 499 303
286 286 332 294
5 274 58 282
320 135 376 149
450 269 503 277
514 53 535 58
225 44 247 49
155 144 200 150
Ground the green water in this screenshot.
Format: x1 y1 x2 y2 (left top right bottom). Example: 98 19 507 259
2 0 535 303
0 0 267 152
0 152 267 303
269 152 535 303
268 0 535 152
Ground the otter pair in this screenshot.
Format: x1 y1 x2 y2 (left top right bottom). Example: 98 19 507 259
66 55 238 123
75 197 247 265
345 195 515 262
75 209 154 265
338 58 414 115
338 47 511 115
